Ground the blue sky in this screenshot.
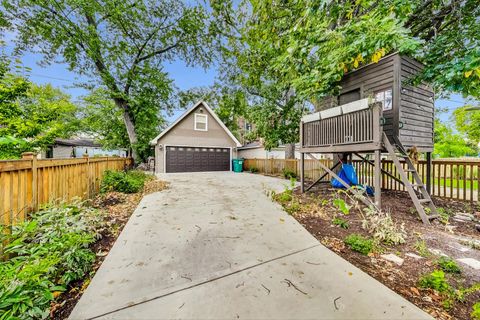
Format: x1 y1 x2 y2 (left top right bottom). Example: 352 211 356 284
12 46 466 124
15 51 217 122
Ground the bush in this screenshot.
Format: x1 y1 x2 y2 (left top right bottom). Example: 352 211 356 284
344 233 373 255
472 302 480 320
101 170 151 193
418 270 451 293
362 207 406 245
249 167 258 173
282 168 297 179
0 202 105 319
332 217 349 229
437 257 461 274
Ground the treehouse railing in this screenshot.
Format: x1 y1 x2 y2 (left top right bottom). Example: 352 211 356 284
301 102 382 152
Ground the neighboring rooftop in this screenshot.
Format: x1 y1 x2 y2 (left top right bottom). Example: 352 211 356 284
54 138 102 148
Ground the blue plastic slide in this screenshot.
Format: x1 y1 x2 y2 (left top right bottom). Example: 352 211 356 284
331 163 374 196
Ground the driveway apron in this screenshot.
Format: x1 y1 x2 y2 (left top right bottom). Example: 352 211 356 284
70 172 432 320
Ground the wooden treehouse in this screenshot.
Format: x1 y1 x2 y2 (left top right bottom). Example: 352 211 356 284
299 53 437 224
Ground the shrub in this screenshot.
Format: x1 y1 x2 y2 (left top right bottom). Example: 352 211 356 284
0 202 105 319
472 302 480 320
333 198 351 215
101 170 151 193
249 167 258 173
344 234 373 255
437 257 461 274
418 270 451 293
362 207 406 245
414 239 431 257
332 217 349 229
282 168 297 179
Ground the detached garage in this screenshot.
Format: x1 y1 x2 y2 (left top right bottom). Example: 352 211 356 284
150 101 242 174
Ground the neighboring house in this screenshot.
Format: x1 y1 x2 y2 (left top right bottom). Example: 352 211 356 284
238 141 330 160
236 117 254 145
45 139 128 159
150 101 242 173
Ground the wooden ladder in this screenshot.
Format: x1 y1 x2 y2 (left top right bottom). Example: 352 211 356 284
382 133 438 225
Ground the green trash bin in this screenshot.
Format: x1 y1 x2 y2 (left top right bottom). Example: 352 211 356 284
232 159 244 172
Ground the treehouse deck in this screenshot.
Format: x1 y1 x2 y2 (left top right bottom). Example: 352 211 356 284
299 100 437 224
300 100 383 154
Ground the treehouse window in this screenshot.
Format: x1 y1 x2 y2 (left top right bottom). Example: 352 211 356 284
375 89 393 111
338 88 361 106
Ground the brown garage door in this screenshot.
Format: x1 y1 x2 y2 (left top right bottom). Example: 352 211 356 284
166 146 230 173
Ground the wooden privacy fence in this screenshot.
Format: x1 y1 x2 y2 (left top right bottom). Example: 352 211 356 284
0 153 133 227
243 158 480 202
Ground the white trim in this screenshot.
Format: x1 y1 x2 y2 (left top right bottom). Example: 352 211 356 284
163 144 234 173
150 101 242 147
194 113 208 131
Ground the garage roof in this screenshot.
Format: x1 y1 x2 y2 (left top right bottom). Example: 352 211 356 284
150 101 242 147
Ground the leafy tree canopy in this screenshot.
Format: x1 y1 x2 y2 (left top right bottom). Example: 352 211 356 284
453 106 480 145
3 0 218 161
78 88 167 162
434 119 477 158
212 0 480 149
0 62 78 159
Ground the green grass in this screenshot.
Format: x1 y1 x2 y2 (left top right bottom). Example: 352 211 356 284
432 178 478 191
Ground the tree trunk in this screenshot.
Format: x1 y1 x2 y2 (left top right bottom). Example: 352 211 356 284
285 143 295 159
115 99 138 162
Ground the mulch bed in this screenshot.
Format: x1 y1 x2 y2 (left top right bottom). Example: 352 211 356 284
51 179 168 320
278 182 480 320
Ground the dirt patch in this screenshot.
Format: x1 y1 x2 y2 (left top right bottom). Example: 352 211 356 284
51 178 168 320
276 183 480 320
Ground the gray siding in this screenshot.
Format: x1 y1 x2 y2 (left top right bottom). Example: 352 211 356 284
310 53 434 152
340 54 397 140
155 103 238 173
399 56 434 151
52 145 74 158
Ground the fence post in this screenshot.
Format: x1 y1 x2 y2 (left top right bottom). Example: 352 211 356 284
83 154 90 198
22 152 38 212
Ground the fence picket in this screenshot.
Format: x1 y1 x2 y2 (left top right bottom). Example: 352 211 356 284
243 158 479 202
0 155 132 227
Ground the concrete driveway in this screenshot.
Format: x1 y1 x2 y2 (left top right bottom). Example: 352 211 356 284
70 172 431 320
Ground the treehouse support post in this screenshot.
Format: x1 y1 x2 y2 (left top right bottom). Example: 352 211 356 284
300 120 305 193
300 152 305 193
374 149 382 208
426 152 432 195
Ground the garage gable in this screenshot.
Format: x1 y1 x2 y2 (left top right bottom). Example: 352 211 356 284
150 101 242 147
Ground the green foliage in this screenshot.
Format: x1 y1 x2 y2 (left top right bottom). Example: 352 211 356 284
4 0 218 161
344 234 373 255
434 119 477 158
282 168 297 180
211 0 480 150
437 257 461 274
453 106 480 146
332 217 349 229
0 60 78 159
100 170 151 194
274 178 301 215
414 239 431 257
418 270 451 293
0 202 104 319
472 302 480 320
79 90 129 150
362 207 406 245
333 198 351 215
79 89 163 162
249 167 258 173
437 207 451 225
